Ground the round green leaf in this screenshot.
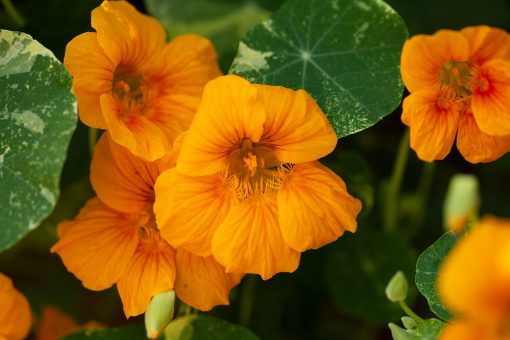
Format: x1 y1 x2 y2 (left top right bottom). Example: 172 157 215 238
229 0 408 137
62 325 145 340
415 232 459 321
324 230 416 324
0 30 77 252
165 315 259 340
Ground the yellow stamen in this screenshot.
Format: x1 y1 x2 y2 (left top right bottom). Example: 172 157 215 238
440 60 473 99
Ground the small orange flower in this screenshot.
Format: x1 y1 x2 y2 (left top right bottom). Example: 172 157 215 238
64 0 221 161
438 216 510 339
52 133 241 317
0 273 31 340
401 26 510 162
154 75 361 280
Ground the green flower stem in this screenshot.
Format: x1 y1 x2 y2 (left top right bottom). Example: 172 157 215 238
238 275 257 327
399 299 423 323
384 129 410 233
413 162 435 228
1 0 25 27
88 128 98 156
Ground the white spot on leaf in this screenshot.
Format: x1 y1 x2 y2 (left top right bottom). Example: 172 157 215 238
230 42 273 73
10 111 45 134
40 186 55 205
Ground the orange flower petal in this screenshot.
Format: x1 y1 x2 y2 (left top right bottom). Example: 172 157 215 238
100 93 172 161
154 169 234 257
401 30 469 92
36 306 78 340
147 34 221 149
73 88 107 128
117 231 176 318
461 25 510 65
438 216 510 327
471 59 510 136
211 195 300 280
0 273 31 340
278 162 361 252
91 133 159 214
156 34 221 95
457 111 510 163
402 89 460 161
148 93 200 150
51 198 139 291
64 32 112 128
439 320 490 340
255 85 337 163
177 75 266 176
174 250 242 311
91 0 166 68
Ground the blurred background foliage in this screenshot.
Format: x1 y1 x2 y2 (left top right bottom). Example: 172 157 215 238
1 0 510 339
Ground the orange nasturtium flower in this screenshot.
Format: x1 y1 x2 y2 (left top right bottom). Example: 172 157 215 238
154 75 362 280
52 133 241 318
401 26 510 163
0 273 31 340
438 216 510 339
64 0 221 161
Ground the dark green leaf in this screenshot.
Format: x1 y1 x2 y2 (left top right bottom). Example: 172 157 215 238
0 30 77 252
324 230 416 324
230 0 408 137
62 325 146 340
415 232 459 321
165 315 259 340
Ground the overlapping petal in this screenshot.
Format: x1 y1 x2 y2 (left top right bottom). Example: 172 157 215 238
212 195 301 280
175 250 242 311
461 25 510 65
91 132 160 213
255 85 337 164
51 198 139 291
91 0 166 68
117 229 176 318
401 30 470 92
0 273 31 340
402 89 460 161
457 111 510 163
154 169 234 256
278 162 361 252
100 93 173 161
177 75 266 176
471 59 510 136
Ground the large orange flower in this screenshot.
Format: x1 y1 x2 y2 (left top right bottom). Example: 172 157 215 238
52 133 241 317
401 26 510 162
438 216 510 339
0 273 31 340
64 0 221 161
154 75 362 280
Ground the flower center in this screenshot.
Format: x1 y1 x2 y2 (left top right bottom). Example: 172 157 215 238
227 139 292 201
112 69 157 119
440 60 473 99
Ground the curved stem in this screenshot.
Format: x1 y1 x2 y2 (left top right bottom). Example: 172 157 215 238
384 129 410 233
413 162 435 229
88 128 98 156
399 299 423 323
1 0 25 27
